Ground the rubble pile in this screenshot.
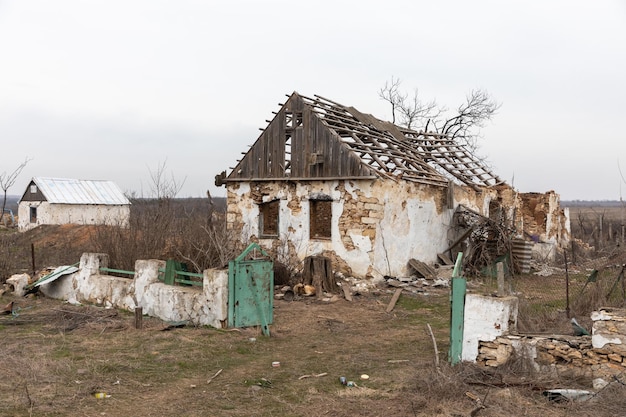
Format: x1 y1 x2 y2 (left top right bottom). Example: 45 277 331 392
476 308 626 383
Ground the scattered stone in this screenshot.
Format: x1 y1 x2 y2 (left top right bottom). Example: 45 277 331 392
6 273 30 297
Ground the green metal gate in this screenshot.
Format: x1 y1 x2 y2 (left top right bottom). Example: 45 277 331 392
228 243 274 336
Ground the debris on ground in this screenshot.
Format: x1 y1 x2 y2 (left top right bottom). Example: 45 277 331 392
543 389 594 403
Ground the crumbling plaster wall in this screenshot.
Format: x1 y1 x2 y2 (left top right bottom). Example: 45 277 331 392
39 253 228 328
518 191 570 246
226 179 500 280
462 294 519 363
18 202 130 231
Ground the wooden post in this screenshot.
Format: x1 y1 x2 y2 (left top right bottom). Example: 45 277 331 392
135 307 143 329
164 260 176 285
496 262 505 297
449 253 466 365
598 214 603 249
303 256 338 296
31 243 36 277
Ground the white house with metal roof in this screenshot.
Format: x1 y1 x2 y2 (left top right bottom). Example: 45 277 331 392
18 177 131 231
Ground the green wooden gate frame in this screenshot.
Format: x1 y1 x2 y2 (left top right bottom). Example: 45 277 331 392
449 252 466 365
228 243 274 336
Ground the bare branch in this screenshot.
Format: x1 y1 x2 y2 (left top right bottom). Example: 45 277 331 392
441 89 501 152
397 88 441 130
147 159 186 200
0 157 31 192
1 157 32 225
378 80 500 158
379 78 443 130
378 76 404 124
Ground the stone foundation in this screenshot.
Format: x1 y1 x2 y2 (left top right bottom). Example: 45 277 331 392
475 308 626 383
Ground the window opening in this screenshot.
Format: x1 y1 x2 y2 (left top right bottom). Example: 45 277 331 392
30 206 37 223
310 200 332 239
259 200 279 238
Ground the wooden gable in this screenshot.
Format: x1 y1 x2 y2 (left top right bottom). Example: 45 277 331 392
20 180 47 202
226 93 375 181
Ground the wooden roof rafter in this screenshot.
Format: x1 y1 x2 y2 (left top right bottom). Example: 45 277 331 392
407 136 504 187
302 94 451 186
226 91 506 189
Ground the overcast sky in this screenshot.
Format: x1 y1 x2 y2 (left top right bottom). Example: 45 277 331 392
1 1 625 201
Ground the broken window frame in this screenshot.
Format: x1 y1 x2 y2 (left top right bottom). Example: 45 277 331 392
309 199 332 240
259 200 279 239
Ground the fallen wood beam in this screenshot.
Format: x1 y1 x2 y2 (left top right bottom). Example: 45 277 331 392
443 227 474 253
437 253 454 265
386 288 403 313
409 259 436 279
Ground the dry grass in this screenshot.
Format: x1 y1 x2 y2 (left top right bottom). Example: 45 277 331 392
1 289 625 417
3 202 626 415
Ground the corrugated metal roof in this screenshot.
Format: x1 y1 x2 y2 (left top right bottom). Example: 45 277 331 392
32 177 130 205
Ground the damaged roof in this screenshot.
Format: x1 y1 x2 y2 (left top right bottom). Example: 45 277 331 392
224 92 504 189
22 177 130 205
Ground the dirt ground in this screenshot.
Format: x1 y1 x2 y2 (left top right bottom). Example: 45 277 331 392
2 288 626 417
2 225 626 416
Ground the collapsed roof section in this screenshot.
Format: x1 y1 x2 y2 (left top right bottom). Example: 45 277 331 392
223 92 504 189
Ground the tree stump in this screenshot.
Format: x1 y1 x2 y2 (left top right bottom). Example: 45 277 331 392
303 256 338 297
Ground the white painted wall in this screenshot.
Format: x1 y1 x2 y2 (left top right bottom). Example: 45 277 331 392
18 202 130 231
462 294 519 362
40 253 229 328
229 179 494 280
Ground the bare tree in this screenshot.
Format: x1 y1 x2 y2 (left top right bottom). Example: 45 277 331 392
0 157 31 225
378 76 439 129
148 159 186 200
378 76 403 125
379 78 500 154
429 89 500 153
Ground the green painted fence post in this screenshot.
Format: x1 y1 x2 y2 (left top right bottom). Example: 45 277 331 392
449 252 466 365
164 259 176 285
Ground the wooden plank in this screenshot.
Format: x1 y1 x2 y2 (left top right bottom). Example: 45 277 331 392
293 116 303 177
409 259 436 279
135 307 143 330
341 282 352 302
437 253 454 265
271 117 282 177
443 227 474 253
386 288 403 313
258 127 266 178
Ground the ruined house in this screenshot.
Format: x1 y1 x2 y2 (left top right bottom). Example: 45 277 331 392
18 177 130 231
217 92 569 280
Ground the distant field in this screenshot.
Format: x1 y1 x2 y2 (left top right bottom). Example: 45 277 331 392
2 195 226 216
2 195 20 213
563 201 625 244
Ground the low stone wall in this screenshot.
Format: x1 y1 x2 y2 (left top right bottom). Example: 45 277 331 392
39 253 229 328
475 308 626 383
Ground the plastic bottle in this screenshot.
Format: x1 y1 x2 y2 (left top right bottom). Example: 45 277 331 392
94 392 110 399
